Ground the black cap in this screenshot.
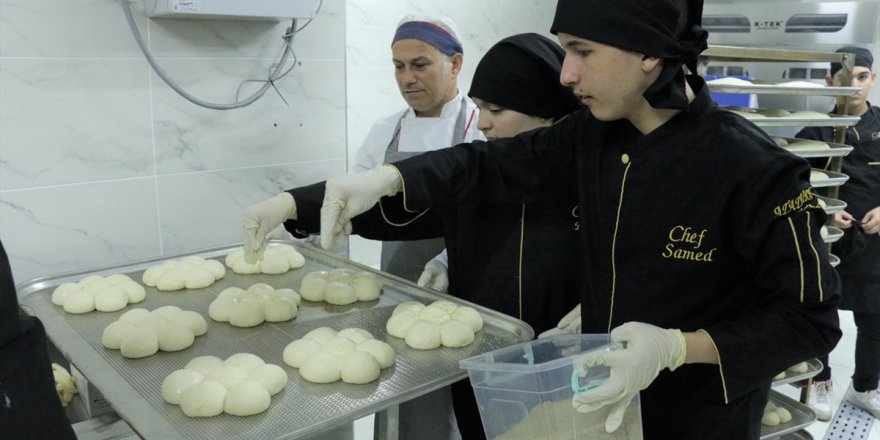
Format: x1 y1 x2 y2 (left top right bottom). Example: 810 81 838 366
468 33 580 120
831 47 874 76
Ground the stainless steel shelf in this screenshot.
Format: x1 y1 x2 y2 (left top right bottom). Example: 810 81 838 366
818 196 847 216
810 170 849 188
777 139 853 159
707 83 861 97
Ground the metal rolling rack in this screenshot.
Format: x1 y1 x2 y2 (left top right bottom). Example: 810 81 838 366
702 46 860 440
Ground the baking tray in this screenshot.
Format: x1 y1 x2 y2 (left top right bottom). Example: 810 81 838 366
780 429 813 440
760 390 817 439
830 254 841 268
777 139 853 159
723 108 860 128
707 82 860 97
818 196 847 215
810 169 850 188
771 358 823 387
823 226 844 244
17 242 534 440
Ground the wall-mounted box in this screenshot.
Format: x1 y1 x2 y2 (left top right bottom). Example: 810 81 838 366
146 0 320 21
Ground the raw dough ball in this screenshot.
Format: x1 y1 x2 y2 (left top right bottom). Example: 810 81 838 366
162 369 205 405
761 411 780 426
202 260 226 279
300 276 328 301
430 300 459 314
327 268 354 283
303 327 337 344
757 108 791 117
224 380 272 416
119 308 150 325
788 139 829 150
340 351 381 384
790 110 830 119
775 407 792 423
102 320 138 350
156 270 186 291
152 305 183 320
778 81 824 89
120 331 159 358
393 301 425 316
180 380 227 418
184 268 214 289
771 136 789 146
357 340 395 369
810 170 829 182
440 320 475 348
419 305 451 324
707 77 753 86
247 364 288 396
338 328 373 344
324 282 357 306
206 365 249 389
405 321 442 350
451 307 484 332
820 226 829 238
157 324 195 352
263 299 297 322
225 353 265 372
352 277 381 301
283 339 324 368
817 198 827 209
773 371 786 380
185 356 225 376
141 314 171 334
178 311 208 336
208 296 235 322
260 255 290 275
143 258 224 291
51 283 79 306
386 312 419 338
93 286 128 312
300 352 342 383
324 336 357 357
228 302 265 328
226 244 305 275
63 289 95 314
787 361 809 374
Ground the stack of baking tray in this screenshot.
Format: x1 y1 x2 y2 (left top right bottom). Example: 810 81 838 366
771 359 823 388
18 242 533 439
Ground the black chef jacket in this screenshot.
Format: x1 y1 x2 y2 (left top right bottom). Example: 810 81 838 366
0 240 76 439
796 105 880 313
385 76 842 439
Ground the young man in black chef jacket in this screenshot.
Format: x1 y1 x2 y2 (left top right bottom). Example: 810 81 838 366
796 46 880 421
244 0 843 438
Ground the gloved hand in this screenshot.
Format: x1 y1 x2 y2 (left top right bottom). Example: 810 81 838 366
572 322 687 433
417 259 449 292
538 304 582 338
321 165 402 250
243 192 297 263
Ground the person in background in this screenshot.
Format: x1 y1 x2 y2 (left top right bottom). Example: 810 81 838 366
796 46 880 420
311 0 843 437
0 239 76 439
242 32 582 440
349 14 483 283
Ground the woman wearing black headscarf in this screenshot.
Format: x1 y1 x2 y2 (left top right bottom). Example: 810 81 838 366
243 33 583 439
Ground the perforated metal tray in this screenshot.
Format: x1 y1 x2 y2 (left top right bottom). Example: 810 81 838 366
18 242 534 440
707 82 860 97
722 108 860 128
760 390 817 439
810 170 850 188
829 254 841 268
822 226 844 244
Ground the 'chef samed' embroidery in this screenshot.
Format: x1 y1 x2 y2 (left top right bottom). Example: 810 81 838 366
662 225 717 262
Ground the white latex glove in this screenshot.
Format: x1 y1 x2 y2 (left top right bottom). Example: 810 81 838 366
417 259 449 292
243 192 297 263
572 322 687 433
538 304 582 338
320 165 402 250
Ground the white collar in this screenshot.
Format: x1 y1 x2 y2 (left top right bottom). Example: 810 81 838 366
404 90 464 120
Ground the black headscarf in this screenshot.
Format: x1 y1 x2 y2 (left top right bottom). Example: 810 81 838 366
550 0 708 110
831 47 874 76
468 33 581 121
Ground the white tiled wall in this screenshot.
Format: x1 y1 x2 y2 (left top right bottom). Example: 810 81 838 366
0 0 347 285
0 0 559 282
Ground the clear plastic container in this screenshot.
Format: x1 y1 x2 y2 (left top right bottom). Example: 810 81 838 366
459 334 643 440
